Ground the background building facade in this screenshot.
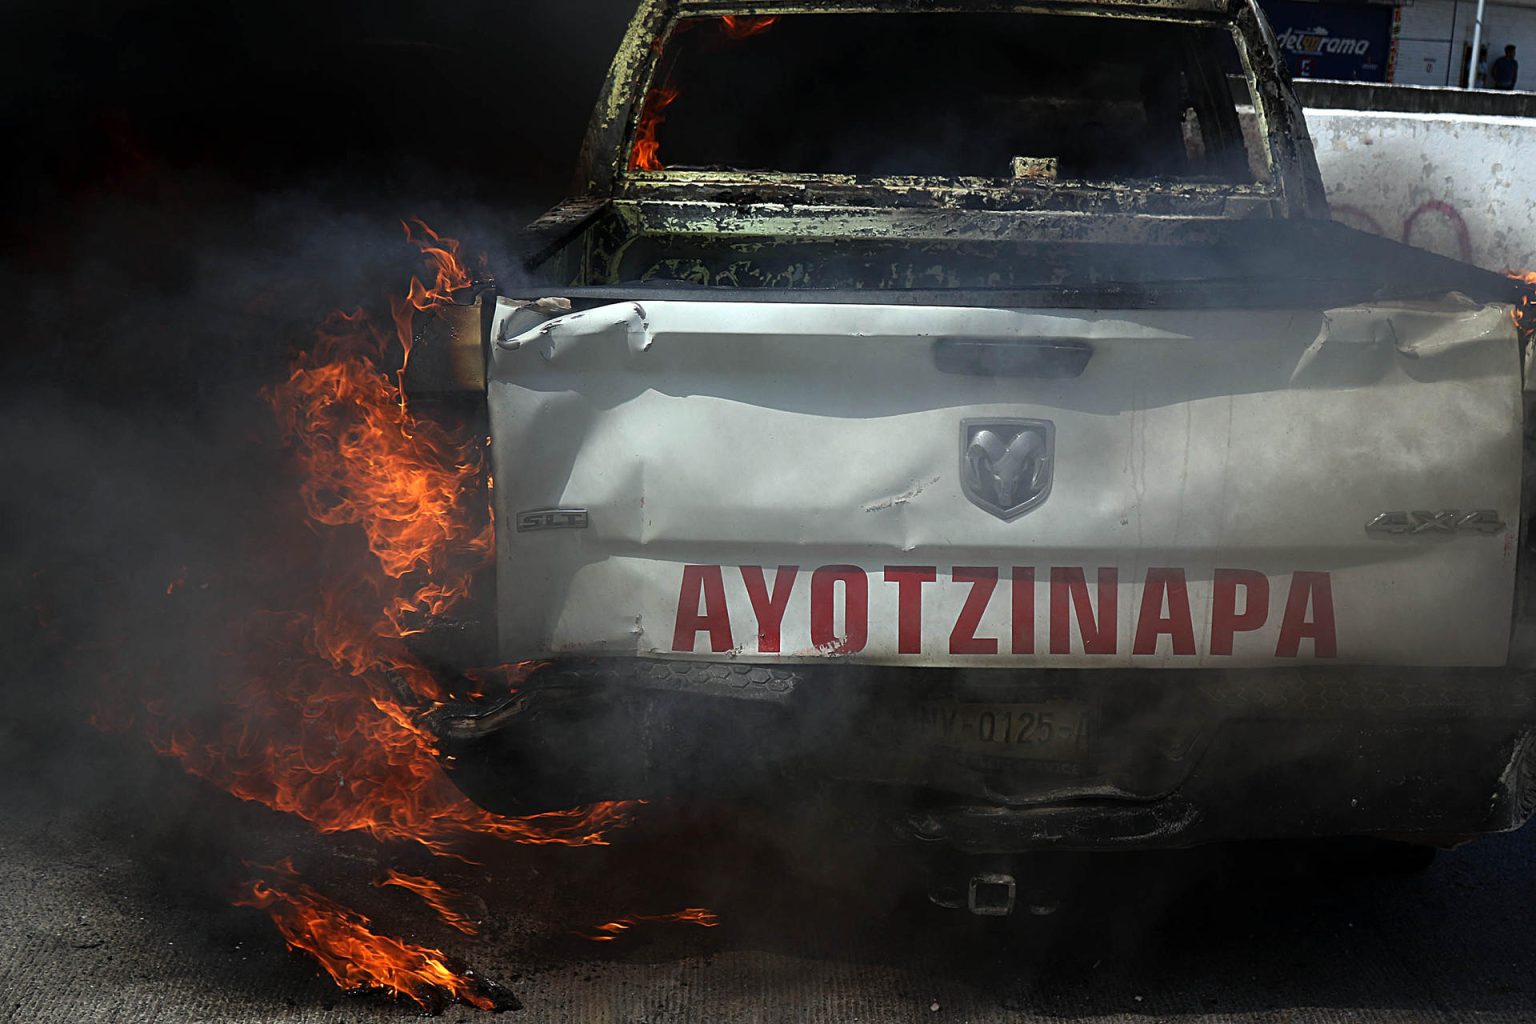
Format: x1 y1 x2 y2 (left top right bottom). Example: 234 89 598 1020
1260 0 1536 86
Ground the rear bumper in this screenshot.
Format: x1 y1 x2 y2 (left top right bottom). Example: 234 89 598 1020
430 659 1536 852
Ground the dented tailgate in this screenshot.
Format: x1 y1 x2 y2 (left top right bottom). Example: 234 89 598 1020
488 297 1522 668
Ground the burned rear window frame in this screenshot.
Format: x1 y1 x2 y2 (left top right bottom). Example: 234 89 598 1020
591 1 1304 215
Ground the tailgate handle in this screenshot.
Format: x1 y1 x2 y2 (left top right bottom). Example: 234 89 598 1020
933 338 1093 378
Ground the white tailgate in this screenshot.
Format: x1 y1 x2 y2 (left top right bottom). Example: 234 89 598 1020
488 298 1522 668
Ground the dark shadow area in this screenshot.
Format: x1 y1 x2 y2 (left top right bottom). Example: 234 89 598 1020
2 0 642 752
656 14 1252 182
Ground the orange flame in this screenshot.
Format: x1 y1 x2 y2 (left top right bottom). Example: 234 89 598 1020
631 16 776 171
237 861 507 1012
268 304 491 641
720 15 777 39
582 908 720 941
630 85 681 172
129 220 646 1011
144 225 638 855
376 870 481 936
388 219 473 405
151 625 634 855
1508 270 1536 337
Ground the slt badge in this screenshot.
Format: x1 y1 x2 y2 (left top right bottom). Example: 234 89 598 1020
961 418 1054 521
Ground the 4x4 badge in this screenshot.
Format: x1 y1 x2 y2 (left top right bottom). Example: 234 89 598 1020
1366 510 1505 536
961 419 1054 521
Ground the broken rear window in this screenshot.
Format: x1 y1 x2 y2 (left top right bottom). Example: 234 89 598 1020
633 13 1261 185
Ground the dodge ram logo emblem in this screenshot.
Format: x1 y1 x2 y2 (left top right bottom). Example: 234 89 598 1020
961 419 1054 521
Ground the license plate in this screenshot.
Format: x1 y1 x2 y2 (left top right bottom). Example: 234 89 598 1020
921 702 1091 761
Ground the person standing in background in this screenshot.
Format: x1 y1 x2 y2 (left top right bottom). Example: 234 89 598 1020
1492 45 1520 90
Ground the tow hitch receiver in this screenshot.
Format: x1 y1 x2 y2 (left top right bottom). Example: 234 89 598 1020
968 873 1017 917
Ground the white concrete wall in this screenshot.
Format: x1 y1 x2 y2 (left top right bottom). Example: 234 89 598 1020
1307 107 1536 271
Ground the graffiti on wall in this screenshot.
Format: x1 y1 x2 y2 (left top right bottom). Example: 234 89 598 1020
1332 200 1474 263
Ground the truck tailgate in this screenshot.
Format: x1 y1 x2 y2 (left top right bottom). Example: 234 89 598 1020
488 298 1521 668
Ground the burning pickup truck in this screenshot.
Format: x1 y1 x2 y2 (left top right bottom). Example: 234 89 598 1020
418 0 1536 897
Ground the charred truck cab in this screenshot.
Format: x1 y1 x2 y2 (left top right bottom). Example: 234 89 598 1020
417 0 1536 882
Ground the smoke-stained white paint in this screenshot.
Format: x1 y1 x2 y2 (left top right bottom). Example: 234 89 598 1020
488 299 1522 669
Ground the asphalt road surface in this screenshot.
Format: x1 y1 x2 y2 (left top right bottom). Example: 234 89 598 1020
2 732 1534 1024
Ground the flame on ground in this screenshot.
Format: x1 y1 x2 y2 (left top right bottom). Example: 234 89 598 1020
376 869 482 936
237 861 512 1013
582 908 721 942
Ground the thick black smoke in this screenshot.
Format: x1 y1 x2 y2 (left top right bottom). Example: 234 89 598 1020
2 0 638 735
